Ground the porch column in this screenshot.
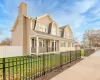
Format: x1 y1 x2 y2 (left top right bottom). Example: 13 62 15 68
54 40 55 52
59 40 60 52
36 37 39 54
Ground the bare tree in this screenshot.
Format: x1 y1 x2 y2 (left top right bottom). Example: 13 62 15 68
1 37 12 46
83 30 100 48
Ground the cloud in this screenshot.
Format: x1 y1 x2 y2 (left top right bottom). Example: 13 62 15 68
72 0 97 13
47 1 59 10
0 0 100 41
0 3 10 15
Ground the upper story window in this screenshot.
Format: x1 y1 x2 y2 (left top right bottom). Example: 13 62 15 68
67 33 70 37
52 27 57 35
38 23 47 32
65 32 70 39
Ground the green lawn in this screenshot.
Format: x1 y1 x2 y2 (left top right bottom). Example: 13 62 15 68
0 52 80 80
81 49 85 56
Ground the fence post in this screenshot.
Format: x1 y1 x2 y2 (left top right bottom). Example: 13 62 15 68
43 54 45 75
76 50 77 60
80 50 81 58
60 52 62 67
70 51 71 63
3 58 6 80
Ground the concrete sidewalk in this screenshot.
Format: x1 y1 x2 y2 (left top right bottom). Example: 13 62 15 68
51 51 100 80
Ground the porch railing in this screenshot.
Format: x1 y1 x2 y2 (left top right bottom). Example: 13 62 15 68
31 47 59 53
0 50 81 80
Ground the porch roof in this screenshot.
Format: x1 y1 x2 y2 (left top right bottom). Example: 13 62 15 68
34 31 75 42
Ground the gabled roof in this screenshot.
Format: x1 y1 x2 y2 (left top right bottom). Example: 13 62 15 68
66 25 72 33
11 15 35 32
36 14 54 22
59 25 73 37
59 25 69 29
60 25 72 32
52 22 59 27
59 26 67 29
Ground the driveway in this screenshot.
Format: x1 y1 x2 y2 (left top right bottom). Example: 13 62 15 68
51 51 100 80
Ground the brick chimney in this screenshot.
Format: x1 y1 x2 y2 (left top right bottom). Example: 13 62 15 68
18 2 27 16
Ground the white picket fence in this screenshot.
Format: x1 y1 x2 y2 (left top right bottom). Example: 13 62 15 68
0 46 23 58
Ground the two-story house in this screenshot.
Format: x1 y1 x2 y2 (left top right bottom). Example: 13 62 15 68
11 2 75 55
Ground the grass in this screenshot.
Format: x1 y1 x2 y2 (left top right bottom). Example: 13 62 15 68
81 49 85 56
0 52 80 80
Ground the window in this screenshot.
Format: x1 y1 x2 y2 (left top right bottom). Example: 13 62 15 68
43 40 45 47
39 39 45 47
72 43 74 47
52 27 57 35
32 39 36 47
65 32 70 39
68 43 71 47
38 23 47 32
61 41 66 47
39 40 42 47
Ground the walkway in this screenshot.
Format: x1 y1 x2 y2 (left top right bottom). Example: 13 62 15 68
51 51 100 80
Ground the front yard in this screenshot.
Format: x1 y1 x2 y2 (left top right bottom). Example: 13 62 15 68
0 51 81 80
81 49 84 56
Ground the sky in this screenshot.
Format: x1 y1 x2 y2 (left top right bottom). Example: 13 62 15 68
0 0 100 41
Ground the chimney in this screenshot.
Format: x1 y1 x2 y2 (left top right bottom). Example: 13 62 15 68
18 2 27 16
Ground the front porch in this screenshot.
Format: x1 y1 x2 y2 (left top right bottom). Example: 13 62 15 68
31 36 60 54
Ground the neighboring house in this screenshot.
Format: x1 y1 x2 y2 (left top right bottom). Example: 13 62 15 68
11 2 75 55
75 42 81 50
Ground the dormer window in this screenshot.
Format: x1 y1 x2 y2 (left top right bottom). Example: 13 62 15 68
67 33 70 38
65 32 70 39
52 27 57 35
38 23 47 32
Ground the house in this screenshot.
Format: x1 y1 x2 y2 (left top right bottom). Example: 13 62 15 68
11 2 75 55
75 42 81 50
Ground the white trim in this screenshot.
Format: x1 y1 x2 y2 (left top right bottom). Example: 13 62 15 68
31 51 60 55
54 40 55 51
36 36 39 54
59 40 60 51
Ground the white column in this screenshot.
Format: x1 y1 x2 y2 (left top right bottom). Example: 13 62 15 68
59 40 60 52
36 37 39 54
54 40 55 52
